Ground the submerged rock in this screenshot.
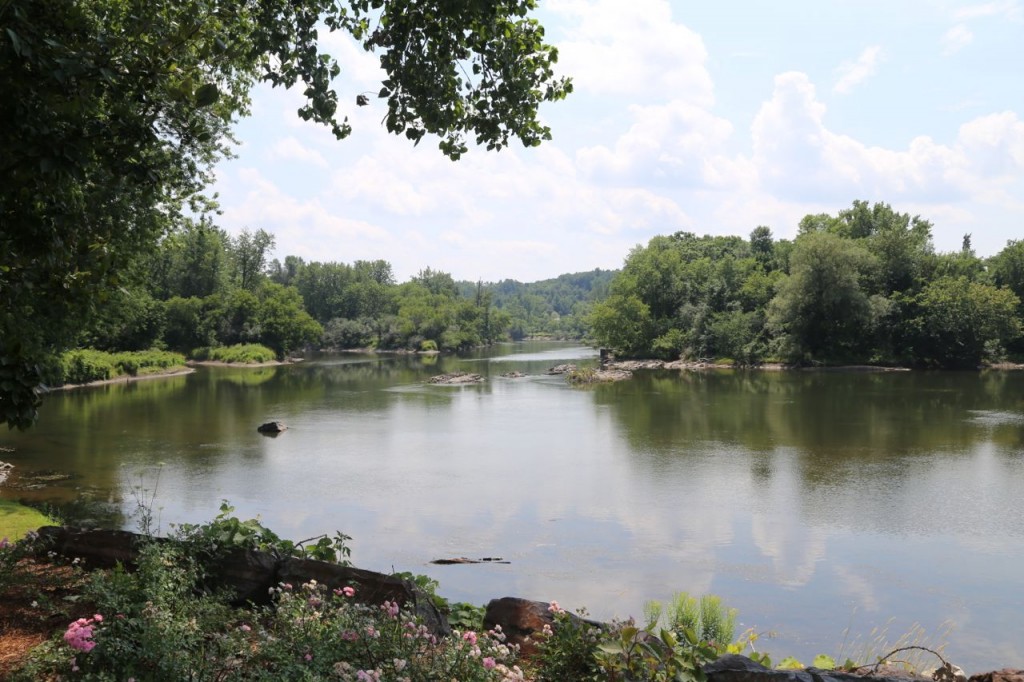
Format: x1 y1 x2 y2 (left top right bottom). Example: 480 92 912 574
500 371 527 378
428 372 484 385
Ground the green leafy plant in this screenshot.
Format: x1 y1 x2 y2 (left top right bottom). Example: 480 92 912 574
594 621 718 682
173 501 352 565
189 343 277 363
536 604 603 682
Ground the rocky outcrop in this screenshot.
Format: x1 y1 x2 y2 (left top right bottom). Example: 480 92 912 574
703 655 932 682
545 363 577 374
428 372 484 384
968 671 1024 682
257 421 288 434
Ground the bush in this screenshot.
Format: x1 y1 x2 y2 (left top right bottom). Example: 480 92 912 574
419 339 438 352
59 349 116 384
18 520 523 681
189 344 276 363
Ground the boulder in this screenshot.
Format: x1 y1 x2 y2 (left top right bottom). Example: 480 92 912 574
482 597 602 657
35 526 154 569
257 421 287 434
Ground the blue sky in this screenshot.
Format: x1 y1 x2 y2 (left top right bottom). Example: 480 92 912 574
211 0 1024 282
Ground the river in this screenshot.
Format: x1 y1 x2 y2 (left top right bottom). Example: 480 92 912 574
1 342 1022 671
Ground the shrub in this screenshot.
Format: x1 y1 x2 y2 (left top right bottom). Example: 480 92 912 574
419 339 439 352
18 536 523 681
189 343 276 363
59 349 116 384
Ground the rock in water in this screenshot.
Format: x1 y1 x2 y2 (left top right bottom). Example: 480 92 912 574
257 421 287 434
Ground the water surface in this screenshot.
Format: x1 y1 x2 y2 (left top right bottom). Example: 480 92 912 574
2 343 1022 671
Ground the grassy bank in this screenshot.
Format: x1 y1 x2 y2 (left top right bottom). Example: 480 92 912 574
0 500 53 542
49 349 188 386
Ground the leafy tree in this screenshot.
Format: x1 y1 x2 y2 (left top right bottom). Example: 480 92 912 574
1 0 570 427
989 240 1024 305
906 277 1021 368
257 283 323 358
767 232 878 362
230 228 276 292
589 295 655 357
151 219 231 300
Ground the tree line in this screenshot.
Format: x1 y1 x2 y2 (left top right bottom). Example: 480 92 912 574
79 221 611 358
589 200 1024 368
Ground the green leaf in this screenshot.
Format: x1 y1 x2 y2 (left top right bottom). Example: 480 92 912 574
194 83 219 107
813 654 836 670
777 656 804 670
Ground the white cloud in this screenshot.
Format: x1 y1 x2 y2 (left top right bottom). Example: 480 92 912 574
748 71 1024 208
833 46 884 94
548 0 714 106
953 0 1023 21
942 24 975 55
268 136 328 168
576 100 734 186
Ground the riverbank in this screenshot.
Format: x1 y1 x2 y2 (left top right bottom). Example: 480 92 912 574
2 526 1021 680
604 358 1024 372
48 366 194 391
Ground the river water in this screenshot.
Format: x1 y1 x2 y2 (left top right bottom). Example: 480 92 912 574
2 342 1023 671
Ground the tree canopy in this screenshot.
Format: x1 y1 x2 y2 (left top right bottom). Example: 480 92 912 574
589 201 1023 368
0 0 571 428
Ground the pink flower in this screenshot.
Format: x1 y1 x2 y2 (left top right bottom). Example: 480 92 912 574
239 624 252 632
304 653 313 661
63 617 99 652
483 656 497 670
0 537 10 549
343 586 355 597
547 600 565 614
93 614 103 622
462 631 478 645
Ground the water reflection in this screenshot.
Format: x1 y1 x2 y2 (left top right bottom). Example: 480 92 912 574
1 347 1022 671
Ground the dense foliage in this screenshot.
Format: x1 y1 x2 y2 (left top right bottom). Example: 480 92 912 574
1 0 570 428
590 201 1023 368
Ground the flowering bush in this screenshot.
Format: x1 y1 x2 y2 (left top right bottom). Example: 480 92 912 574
246 579 523 681
63 615 101 652
17 542 522 681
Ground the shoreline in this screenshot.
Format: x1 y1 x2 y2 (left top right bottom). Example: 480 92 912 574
604 359 1024 372
48 367 195 392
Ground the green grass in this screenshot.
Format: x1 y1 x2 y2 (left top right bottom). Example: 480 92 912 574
189 344 277 363
0 499 54 541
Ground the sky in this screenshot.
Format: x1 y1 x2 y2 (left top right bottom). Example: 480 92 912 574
211 0 1024 283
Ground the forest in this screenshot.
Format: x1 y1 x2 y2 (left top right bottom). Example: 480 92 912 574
75 218 613 360
589 201 1024 369
64 200 1024 372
